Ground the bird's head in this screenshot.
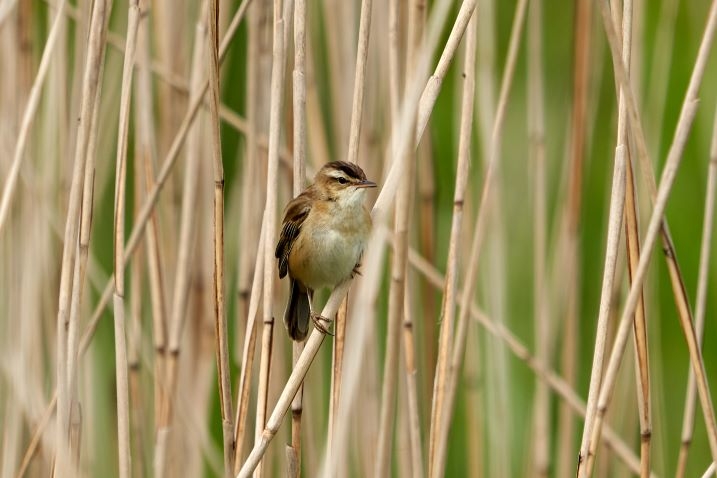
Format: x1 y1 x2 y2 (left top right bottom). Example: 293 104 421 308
314 161 377 203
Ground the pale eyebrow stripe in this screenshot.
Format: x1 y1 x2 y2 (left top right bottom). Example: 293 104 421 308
327 170 350 179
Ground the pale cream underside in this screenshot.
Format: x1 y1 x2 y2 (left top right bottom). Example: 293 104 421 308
288 188 371 291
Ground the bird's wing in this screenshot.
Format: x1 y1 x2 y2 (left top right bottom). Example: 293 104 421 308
275 192 312 279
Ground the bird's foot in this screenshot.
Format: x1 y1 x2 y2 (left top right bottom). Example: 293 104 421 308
311 312 334 336
351 263 362 278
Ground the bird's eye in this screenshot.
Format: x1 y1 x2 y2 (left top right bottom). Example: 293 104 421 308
337 177 348 184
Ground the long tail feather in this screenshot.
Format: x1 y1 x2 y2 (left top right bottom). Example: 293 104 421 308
284 278 310 341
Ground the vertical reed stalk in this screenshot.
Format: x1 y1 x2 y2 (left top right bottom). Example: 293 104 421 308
235 0 263 366
469 5 495 472
579 139 626 477
292 0 307 192
527 0 549 473
112 3 141 477
326 300 345 468
431 13 476 477
578 0 633 473
623 154 651 478
327 0 372 466
287 336 304 478
387 0 401 130
128 174 144 478
375 0 412 472
415 50 436 426
72 4 110 417
399 2 427 477
603 19 652 476
416 163 436 407
375 89 411 478
287 0 307 474
133 0 167 445
207 0 236 475
255 1 285 475
66 249 83 470
676 105 717 477
233 4 269 472
16 0 32 99
401 297 424 478
463 346 483 478
346 0 372 166
52 0 109 474
67 0 110 472
234 3 266 466
234 219 267 469
556 0 590 474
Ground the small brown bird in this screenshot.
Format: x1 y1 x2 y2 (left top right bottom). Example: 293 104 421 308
275 161 377 341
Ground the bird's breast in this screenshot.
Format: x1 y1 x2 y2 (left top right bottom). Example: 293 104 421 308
288 201 371 290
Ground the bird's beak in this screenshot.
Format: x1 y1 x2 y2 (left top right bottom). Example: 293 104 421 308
356 179 377 189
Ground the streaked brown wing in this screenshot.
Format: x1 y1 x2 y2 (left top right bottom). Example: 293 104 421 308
275 193 312 278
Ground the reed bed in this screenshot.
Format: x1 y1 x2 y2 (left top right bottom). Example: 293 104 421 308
2 0 717 477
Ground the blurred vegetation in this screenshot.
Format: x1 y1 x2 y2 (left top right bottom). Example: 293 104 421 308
2 0 717 476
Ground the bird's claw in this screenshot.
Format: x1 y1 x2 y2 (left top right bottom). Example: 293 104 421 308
351 263 362 278
311 312 334 336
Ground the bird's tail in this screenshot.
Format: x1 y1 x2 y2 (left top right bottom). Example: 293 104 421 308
284 278 310 341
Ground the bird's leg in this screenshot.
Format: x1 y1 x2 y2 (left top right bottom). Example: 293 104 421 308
308 290 334 336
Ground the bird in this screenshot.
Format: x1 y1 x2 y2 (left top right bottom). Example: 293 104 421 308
275 161 377 341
